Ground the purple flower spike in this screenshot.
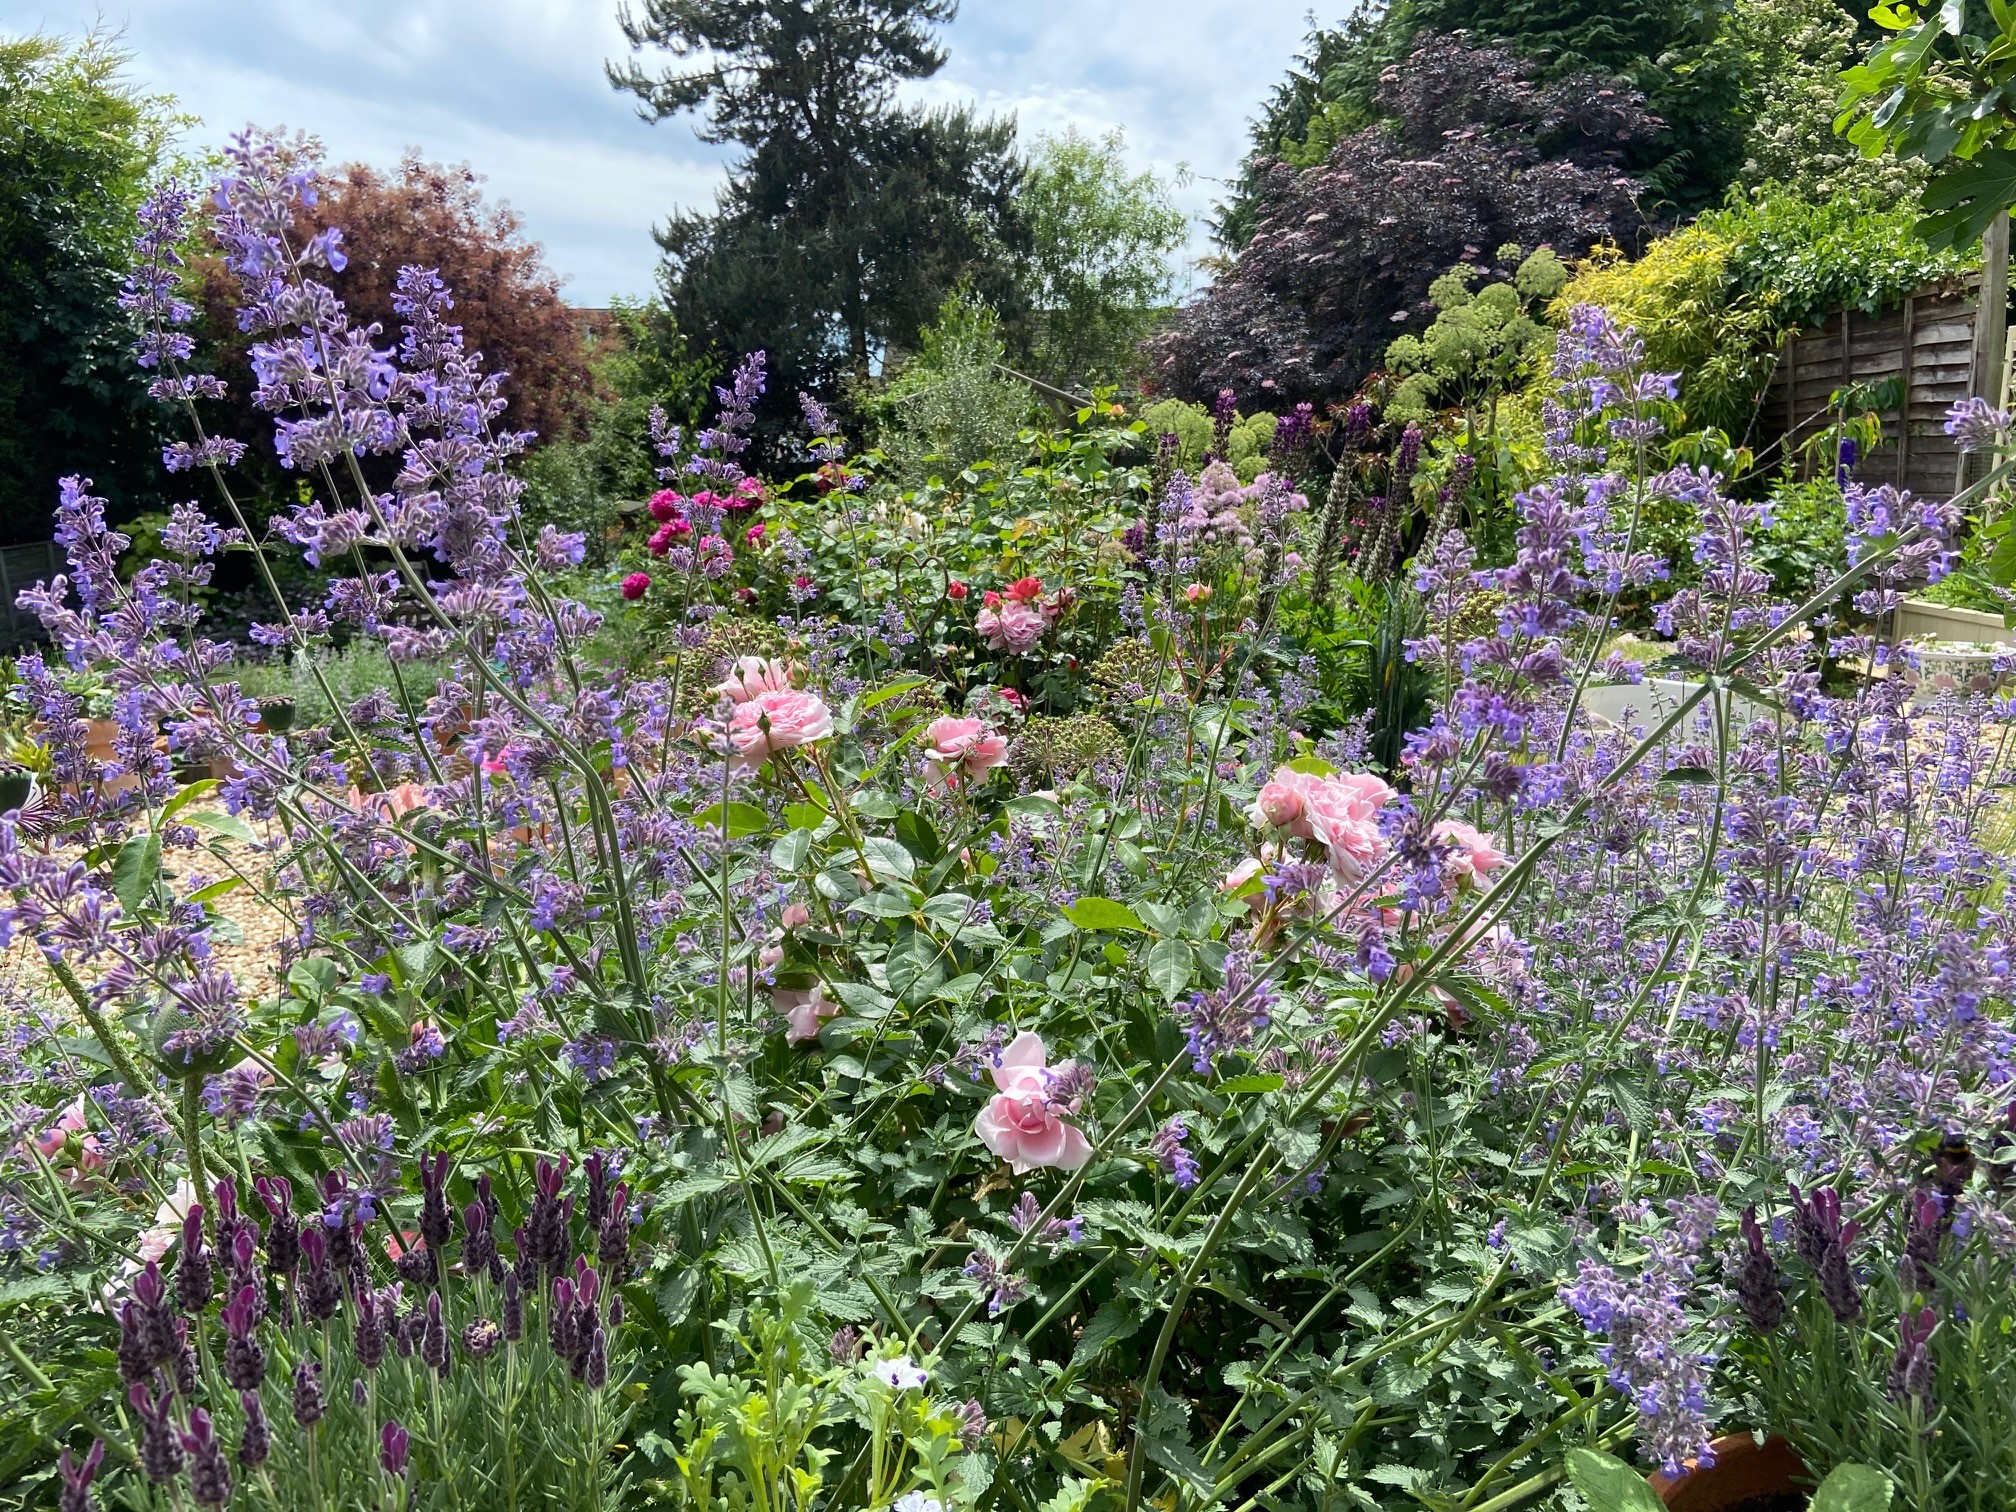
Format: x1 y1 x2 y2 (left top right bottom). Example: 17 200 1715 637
1731 1206 1783 1333
179 1407 233 1508
1889 1306 1937 1405
57 1440 104 1512
130 1385 183 1484
380 1420 411 1477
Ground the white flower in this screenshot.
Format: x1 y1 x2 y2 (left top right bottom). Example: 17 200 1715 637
895 1494 943 1512
872 1355 929 1390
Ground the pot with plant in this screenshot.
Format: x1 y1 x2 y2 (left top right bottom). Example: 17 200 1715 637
1568 1446 1889 1512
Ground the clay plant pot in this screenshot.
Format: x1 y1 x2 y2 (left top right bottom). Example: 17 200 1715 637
1650 1434 1809 1512
256 696 297 734
0 766 34 812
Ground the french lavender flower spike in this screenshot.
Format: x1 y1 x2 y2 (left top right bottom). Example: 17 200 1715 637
380 1420 410 1478
212 1175 236 1229
57 1439 104 1512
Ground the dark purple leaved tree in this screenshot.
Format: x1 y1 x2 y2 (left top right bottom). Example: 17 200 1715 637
1149 32 1661 408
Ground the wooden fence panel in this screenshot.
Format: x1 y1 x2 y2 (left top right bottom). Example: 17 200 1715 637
1753 278 1989 500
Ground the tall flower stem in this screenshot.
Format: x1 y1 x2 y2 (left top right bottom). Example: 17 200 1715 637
45 955 160 1114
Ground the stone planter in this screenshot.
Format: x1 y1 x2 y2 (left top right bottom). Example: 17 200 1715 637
1649 1433 1808 1512
1894 598 2014 648
1577 679 1773 741
1905 640 2007 704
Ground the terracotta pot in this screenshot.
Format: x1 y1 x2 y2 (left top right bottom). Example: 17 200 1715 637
1650 1434 1808 1512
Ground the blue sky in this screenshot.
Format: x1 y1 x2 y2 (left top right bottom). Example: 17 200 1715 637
4 0 1324 304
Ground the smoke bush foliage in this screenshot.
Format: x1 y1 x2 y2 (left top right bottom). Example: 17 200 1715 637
1151 31 1660 407
4 124 2016 1512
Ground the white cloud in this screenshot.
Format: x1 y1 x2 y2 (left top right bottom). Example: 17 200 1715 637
1 0 1316 302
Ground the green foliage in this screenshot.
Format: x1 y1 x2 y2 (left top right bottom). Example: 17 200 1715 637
1726 0 1923 203
518 298 714 561
615 1 1023 411
228 644 448 729
1547 185 1972 440
1714 187 1979 329
1838 0 2016 250
870 290 1036 485
1133 400 1276 482
0 33 179 542
1385 246 1565 425
1752 470 1850 596
1552 223 1779 436
1012 129 1187 390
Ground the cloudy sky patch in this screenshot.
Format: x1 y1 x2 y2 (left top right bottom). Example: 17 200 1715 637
4 0 1324 302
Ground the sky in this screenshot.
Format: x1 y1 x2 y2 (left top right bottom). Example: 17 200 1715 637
4 0 1324 305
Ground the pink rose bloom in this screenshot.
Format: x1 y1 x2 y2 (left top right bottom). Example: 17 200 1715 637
1436 821 1508 885
976 599 1048 654
973 1031 1092 1174
1219 856 1266 913
1249 767 1396 885
1330 771 1397 819
28 1097 103 1181
711 656 796 705
1316 814 1387 886
778 985 837 1044
781 902 812 929
725 689 834 769
1251 779 1308 835
621 572 651 600
349 782 430 820
924 716 1010 787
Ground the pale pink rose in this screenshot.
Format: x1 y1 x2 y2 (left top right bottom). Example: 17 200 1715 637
1219 856 1266 915
135 1178 198 1267
973 1031 1092 1174
1436 821 1508 885
781 903 812 929
976 600 1048 654
712 656 796 705
1221 857 1265 893
924 716 1010 789
725 689 834 769
349 782 430 820
1330 771 1398 819
778 985 837 1044
1251 779 1307 834
27 1097 102 1181
1316 813 1388 886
